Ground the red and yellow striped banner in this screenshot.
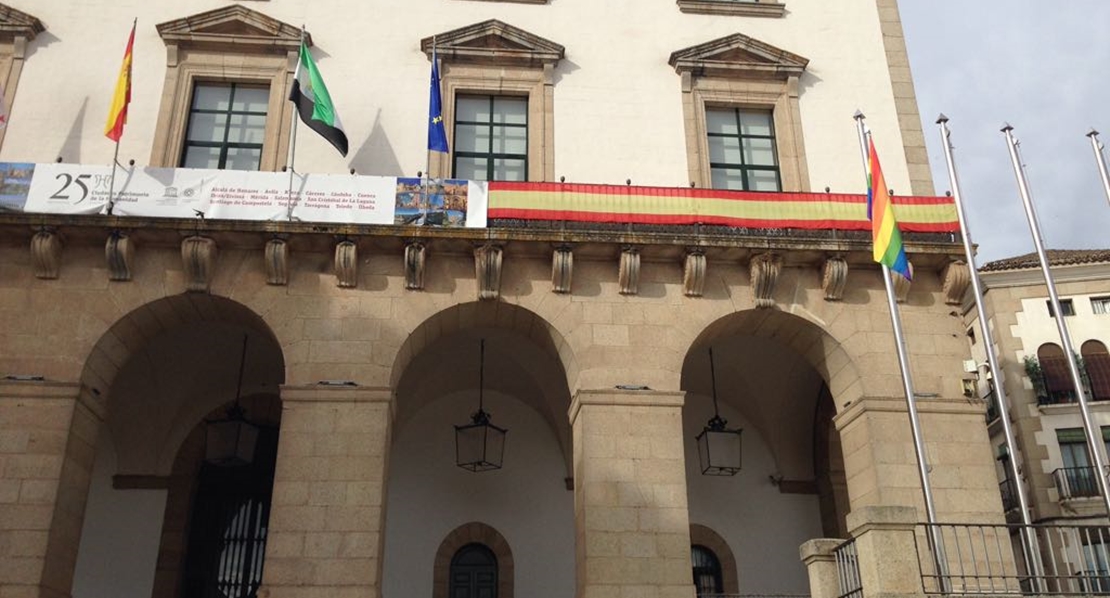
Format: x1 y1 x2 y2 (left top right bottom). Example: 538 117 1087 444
488 182 958 233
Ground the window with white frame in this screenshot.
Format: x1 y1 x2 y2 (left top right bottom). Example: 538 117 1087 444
1092 297 1110 315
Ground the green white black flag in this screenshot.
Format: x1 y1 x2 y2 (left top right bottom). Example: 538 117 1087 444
289 40 348 157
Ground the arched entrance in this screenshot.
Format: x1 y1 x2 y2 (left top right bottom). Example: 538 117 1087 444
383 302 574 598
681 309 856 594
70 295 285 598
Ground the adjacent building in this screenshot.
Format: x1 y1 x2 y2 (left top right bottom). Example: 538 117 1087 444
970 250 1110 525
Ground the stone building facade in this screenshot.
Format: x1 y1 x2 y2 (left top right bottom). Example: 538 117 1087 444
0 2 1003 598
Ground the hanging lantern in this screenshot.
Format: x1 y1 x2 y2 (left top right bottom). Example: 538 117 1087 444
205 334 260 467
455 339 507 472
696 347 742 476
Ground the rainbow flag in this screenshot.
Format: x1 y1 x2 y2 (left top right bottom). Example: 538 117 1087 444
104 21 135 142
867 138 912 280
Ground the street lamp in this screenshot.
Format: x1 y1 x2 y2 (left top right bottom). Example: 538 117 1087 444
205 334 260 467
455 339 507 472
696 347 742 476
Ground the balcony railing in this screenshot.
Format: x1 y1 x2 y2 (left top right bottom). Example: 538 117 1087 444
1054 466 1105 500
834 538 862 598
999 478 1019 512
916 522 1110 595
985 390 999 423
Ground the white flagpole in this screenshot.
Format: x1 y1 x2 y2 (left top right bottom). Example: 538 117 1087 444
422 36 437 226
854 111 948 589
286 26 305 221
938 115 1044 587
1087 129 1110 210
1003 124 1110 517
107 140 120 215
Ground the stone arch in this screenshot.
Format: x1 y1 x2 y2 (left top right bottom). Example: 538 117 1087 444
689 523 739 594
433 522 514 598
687 308 864 411
79 293 285 405
389 301 577 393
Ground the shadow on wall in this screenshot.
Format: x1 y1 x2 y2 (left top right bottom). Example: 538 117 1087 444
350 108 404 177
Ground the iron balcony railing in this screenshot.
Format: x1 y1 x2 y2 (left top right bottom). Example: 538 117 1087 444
985 390 1000 423
1054 466 1107 500
999 478 1019 512
916 522 1110 595
834 538 862 598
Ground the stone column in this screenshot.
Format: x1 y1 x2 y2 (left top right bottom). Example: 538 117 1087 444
0 380 103 598
260 385 393 598
569 389 694 598
835 396 1004 523
800 538 844 598
846 506 924 598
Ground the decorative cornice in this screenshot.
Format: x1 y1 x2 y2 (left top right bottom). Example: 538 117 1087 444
475 244 503 300
181 236 217 292
552 246 573 294
669 33 808 79
105 233 133 282
405 242 426 291
420 19 564 67
156 5 306 53
750 252 782 307
822 257 848 301
619 247 641 295
676 0 785 18
0 4 44 42
264 238 288 285
684 250 707 297
334 240 358 288
30 230 61 279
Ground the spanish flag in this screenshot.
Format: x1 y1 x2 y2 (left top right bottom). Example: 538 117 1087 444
104 21 135 142
867 138 912 280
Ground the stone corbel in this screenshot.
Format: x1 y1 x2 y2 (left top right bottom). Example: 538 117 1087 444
181 236 217 292
892 263 912 303
475 244 503 301
30 230 62 280
619 247 641 295
683 249 707 297
552 245 573 294
750 252 782 308
105 233 133 281
822 257 848 301
405 242 426 291
334 240 358 288
264 238 288 286
941 260 971 305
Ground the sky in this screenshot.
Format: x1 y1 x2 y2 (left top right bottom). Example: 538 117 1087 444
899 0 1110 264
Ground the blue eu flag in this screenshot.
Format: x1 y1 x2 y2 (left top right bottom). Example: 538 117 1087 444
428 49 449 153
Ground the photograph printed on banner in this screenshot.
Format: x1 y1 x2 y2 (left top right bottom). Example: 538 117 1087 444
394 177 469 226
0 163 34 211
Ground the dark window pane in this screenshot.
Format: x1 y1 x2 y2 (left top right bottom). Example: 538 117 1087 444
456 96 490 122
225 147 262 171
493 97 527 124
455 124 490 154
231 86 269 112
492 125 526 155
493 158 526 182
186 113 227 143
182 146 222 170
193 84 232 111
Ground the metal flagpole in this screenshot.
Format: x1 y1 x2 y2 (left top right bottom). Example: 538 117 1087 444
422 36 437 226
286 26 305 221
1003 123 1110 516
1087 129 1110 210
107 140 120 215
854 112 948 589
938 115 1045 587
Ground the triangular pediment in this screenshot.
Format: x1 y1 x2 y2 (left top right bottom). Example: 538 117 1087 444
421 20 564 67
0 3 45 41
157 5 306 53
669 33 808 79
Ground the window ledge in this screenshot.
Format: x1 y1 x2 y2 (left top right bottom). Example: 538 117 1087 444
453 0 547 4
677 0 785 18
674 0 781 17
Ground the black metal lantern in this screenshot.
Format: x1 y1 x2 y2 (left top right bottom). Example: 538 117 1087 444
205 334 260 467
455 339 507 472
696 347 742 476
